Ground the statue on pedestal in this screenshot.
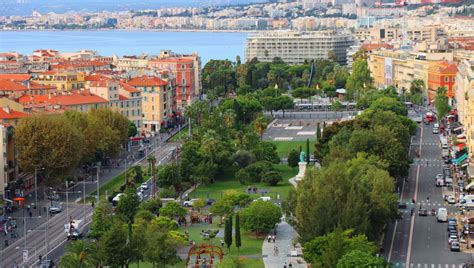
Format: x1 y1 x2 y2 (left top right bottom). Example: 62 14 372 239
299 151 306 163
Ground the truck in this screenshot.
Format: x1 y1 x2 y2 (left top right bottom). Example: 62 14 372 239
65 219 83 240
437 208 447 222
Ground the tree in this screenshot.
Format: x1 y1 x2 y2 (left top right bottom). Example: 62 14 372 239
346 59 372 99
15 114 84 185
60 240 95 268
235 213 242 251
210 199 233 221
240 200 281 236
231 150 255 169
193 198 206 212
128 121 138 137
306 138 310 163
224 214 233 251
102 223 134 267
159 201 187 219
287 149 299 167
316 122 321 141
90 199 113 239
331 100 344 117
261 170 283 186
410 79 425 94
156 163 181 189
369 96 408 116
254 116 268 140
291 87 317 101
337 250 386 267
116 187 140 240
322 227 345 267
435 86 451 120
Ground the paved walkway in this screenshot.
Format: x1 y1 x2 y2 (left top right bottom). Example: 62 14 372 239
262 219 307 268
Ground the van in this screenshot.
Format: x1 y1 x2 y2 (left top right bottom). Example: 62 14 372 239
437 208 448 222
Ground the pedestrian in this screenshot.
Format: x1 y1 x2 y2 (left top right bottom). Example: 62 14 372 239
220 239 224 247
272 235 276 243
284 263 287 268
91 200 95 208
268 235 272 242
288 263 293 268
27 205 30 212
29 211 32 218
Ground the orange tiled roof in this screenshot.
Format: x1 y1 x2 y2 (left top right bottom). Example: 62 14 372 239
28 81 57 90
150 57 193 64
118 94 129 101
0 80 28 91
128 76 168 87
0 74 31 81
361 43 393 51
0 107 28 119
19 91 108 107
119 81 141 93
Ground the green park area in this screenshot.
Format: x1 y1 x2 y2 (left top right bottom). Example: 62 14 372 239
270 140 316 158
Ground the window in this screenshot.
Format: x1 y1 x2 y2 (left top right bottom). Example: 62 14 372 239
444 76 449 82
144 96 147 101
182 79 186 85
152 106 155 111
181 64 185 69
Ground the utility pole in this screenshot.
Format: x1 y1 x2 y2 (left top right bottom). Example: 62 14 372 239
66 180 69 222
96 162 101 202
188 117 192 140
34 168 37 209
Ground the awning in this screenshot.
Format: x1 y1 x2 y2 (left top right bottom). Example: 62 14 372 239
453 126 464 132
466 181 474 191
453 153 468 164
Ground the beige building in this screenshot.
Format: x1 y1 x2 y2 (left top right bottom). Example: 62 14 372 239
128 76 174 134
89 79 143 132
355 25 445 44
114 57 149 72
455 60 474 156
31 71 86 91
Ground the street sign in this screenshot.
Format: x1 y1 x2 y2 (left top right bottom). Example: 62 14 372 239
22 249 28 262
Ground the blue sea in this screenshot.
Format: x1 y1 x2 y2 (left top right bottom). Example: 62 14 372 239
0 30 249 64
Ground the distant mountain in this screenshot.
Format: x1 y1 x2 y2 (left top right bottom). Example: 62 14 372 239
0 0 268 16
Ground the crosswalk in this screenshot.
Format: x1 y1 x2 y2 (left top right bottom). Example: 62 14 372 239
411 142 440 146
393 264 468 268
411 159 445 167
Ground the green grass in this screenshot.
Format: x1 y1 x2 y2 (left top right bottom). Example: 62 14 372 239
190 164 297 202
271 140 316 158
168 126 190 142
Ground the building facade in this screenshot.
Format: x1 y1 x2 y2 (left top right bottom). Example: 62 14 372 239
31 71 85 91
245 31 354 65
128 76 175 134
454 60 474 156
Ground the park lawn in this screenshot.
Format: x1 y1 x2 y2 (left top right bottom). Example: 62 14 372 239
190 164 297 202
270 140 316 158
168 126 190 142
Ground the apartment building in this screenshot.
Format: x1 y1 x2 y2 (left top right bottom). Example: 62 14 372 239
355 25 445 43
245 31 354 65
89 79 143 131
149 56 196 111
31 70 86 91
454 60 474 156
128 76 175 134
18 91 109 112
114 57 149 72
368 49 455 99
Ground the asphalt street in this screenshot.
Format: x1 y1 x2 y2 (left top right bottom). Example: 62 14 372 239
384 119 474 267
266 110 359 120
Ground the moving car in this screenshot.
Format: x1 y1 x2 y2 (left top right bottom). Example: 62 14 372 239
140 182 149 191
433 127 439 134
418 208 428 216
64 219 84 240
447 196 456 204
112 193 125 206
49 201 62 214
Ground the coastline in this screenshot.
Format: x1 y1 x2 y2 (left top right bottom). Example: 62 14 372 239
0 28 258 33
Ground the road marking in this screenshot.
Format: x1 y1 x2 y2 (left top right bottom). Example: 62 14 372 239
296 131 316 135
273 137 294 141
406 125 423 268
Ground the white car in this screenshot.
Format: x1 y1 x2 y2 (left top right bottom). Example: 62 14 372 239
433 128 439 134
183 198 199 207
448 234 458 245
447 196 456 204
140 182 149 191
253 196 271 202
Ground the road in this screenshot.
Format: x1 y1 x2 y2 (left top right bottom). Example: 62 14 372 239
265 110 359 120
0 139 180 267
383 118 474 267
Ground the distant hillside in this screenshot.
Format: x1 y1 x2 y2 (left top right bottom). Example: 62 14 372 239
0 0 268 16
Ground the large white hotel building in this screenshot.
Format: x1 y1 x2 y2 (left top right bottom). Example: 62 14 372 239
244 31 354 65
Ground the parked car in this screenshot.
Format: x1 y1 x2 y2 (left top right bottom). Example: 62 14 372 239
418 208 428 216
451 241 461 251
140 182 149 191
183 198 200 207
448 234 459 244
433 128 439 134
49 201 62 214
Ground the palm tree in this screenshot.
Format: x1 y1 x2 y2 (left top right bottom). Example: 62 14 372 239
201 130 219 164
60 240 94 268
223 109 236 129
254 116 268 140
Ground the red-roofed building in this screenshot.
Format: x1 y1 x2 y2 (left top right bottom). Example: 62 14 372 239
428 62 458 99
19 90 108 112
128 75 174 134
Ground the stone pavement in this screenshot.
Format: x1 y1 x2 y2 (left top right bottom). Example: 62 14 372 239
262 219 307 268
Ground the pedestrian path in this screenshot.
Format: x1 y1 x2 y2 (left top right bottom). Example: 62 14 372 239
411 142 440 146
392 263 468 268
262 220 307 268
410 159 445 167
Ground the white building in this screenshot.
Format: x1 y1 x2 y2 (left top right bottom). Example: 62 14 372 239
245 31 354 65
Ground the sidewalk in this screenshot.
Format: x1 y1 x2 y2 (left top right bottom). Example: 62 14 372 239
262 220 307 268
